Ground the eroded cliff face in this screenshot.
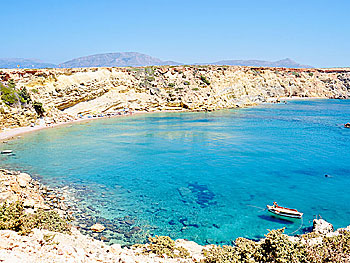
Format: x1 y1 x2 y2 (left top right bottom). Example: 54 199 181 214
0 66 349 129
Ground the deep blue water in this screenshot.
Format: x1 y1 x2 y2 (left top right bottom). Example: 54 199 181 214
1 99 350 245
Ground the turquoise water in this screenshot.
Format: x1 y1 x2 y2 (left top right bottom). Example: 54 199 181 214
1 99 350 245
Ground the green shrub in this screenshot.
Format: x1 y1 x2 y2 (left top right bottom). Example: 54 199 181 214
203 245 238 262
305 230 350 262
292 72 300 78
7 79 16 89
138 236 190 258
19 87 31 103
192 88 199 91
0 83 19 105
202 228 307 263
257 228 307 263
21 209 71 235
0 201 70 235
200 75 210 85
133 229 350 262
309 72 314 77
183 81 190 85
33 101 45 116
168 83 175 88
0 201 24 232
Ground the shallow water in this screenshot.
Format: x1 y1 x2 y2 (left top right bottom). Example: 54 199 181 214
1 99 350 245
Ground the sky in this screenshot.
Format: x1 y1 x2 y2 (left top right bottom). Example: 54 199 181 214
1 0 349 67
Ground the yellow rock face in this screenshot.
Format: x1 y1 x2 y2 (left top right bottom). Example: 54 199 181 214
1 66 349 129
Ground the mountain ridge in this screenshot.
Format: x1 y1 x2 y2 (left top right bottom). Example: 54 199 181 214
0 58 56 69
208 58 312 68
0 52 312 69
59 52 182 68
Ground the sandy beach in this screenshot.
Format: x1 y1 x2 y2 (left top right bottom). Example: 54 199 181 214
0 111 150 142
0 97 331 143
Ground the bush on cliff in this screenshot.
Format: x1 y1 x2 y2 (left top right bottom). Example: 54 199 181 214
0 83 19 106
202 227 350 263
136 235 190 259
0 201 23 231
0 81 31 106
20 209 71 235
33 101 45 117
19 87 31 103
200 75 210 85
0 201 70 235
304 229 350 262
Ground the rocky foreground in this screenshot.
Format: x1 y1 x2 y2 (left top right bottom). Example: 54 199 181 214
1 66 350 129
0 169 349 262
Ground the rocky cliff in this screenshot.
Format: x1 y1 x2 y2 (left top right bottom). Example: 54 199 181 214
0 66 350 129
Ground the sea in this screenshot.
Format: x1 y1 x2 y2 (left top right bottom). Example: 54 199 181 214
1 99 350 245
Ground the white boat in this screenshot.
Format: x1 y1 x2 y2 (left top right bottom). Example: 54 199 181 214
267 202 303 219
1 150 13 154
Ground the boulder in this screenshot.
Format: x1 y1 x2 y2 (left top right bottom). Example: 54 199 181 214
90 223 105 232
17 173 32 188
23 199 36 208
313 219 334 234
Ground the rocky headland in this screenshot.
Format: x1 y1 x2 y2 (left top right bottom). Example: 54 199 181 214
1 65 350 130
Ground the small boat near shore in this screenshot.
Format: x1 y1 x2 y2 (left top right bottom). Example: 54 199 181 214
267 202 303 219
1 150 13 155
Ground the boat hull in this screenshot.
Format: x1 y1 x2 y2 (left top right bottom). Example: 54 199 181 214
267 205 303 219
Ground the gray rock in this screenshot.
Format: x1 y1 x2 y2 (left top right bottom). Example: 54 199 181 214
313 219 334 234
17 173 32 188
91 223 105 232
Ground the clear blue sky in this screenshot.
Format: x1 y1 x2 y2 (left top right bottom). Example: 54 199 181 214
1 0 349 67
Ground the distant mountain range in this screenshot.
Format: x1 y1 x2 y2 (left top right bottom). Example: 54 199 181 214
208 58 312 68
0 52 313 69
0 58 56 69
59 52 182 68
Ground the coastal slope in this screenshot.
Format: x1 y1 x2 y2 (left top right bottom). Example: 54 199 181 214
0 66 349 129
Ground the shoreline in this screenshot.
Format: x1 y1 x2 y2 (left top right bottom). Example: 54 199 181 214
0 110 150 142
0 96 333 142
